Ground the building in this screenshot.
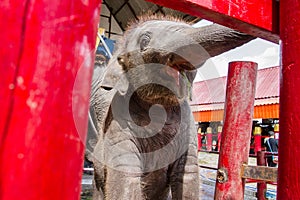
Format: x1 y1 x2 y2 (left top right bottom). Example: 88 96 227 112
191 66 279 123
191 66 280 151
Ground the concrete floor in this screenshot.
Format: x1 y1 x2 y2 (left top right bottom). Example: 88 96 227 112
198 151 277 200
81 152 277 199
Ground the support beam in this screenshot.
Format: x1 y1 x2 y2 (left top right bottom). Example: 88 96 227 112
112 0 129 16
108 12 112 38
146 0 279 43
127 2 139 20
278 0 300 199
241 164 277 183
214 62 257 199
0 1 100 199
103 0 125 31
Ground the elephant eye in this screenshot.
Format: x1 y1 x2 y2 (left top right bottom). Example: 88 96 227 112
139 32 152 51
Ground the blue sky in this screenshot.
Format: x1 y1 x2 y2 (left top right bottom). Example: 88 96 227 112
193 20 280 81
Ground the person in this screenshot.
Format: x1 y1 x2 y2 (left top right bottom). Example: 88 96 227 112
264 131 278 167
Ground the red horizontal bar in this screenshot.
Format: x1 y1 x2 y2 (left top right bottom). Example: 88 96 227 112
147 0 279 43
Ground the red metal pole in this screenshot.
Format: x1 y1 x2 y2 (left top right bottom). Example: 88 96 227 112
214 61 257 199
0 1 101 200
257 151 267 200
217 126 222 151
278 0 300 199
206 127 213 151
254 126 262 155
197 127 202 151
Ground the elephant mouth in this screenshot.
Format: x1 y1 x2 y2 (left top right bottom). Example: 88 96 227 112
132 54 194 106
167 64 193 86
135 84 181 107
167 55 196 71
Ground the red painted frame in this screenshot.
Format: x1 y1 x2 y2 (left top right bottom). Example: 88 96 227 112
0 0 299 199
0 1 101 199
147 0 279 43
278 0 300 199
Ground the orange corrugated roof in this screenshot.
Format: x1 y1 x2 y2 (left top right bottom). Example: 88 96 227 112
191 66 280 121
193 104 279 122
190 66 279 106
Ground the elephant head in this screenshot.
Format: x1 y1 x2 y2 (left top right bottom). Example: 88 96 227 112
100 16 254 106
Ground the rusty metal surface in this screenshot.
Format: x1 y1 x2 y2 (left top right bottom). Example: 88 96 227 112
216 168 228 183
242 164 278 183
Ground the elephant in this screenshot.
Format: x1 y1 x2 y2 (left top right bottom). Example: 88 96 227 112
86 15 255 200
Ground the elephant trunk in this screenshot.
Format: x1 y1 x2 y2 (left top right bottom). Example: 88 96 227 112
164 24 256 68
189 24 255 57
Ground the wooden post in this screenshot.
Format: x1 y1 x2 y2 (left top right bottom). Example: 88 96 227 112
257 151 267 200
254 126 262 155
214 61 257 199
206 127 213 151
0 1 101 199
217 126 222 151
278 0 300 199
197 127 202 151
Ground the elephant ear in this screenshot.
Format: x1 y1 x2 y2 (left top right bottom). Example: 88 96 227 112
85 106 99 162
85 55 106 163
85 56 121 163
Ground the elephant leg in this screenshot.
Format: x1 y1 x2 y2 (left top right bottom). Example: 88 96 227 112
105 168 143 199
97 127 144 198
170 143 199 199
92 150 144 200
92 180 104 200
140 168 170 200
92 159 105 200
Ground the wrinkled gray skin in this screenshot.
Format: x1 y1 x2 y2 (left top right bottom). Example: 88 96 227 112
87 18 254 200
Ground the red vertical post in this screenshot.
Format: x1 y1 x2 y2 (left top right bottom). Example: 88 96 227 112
214 61 257 199
206 127 213 151
0 1 101 200
257 151 267 200
197 127 202 151
217 126 222 151
278 0 300 199
254 126 262 155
